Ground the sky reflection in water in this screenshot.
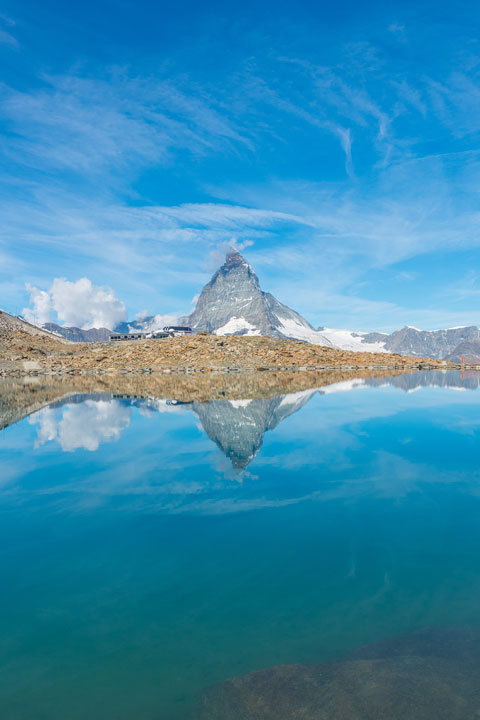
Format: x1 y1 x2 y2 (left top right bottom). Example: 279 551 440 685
1 370 480 719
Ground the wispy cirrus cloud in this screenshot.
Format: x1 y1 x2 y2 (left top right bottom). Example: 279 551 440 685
0 70 250 187
0 28 17 48
427 71 480 137
0 12 17 48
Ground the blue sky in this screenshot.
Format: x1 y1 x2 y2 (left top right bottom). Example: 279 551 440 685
2 0 480 330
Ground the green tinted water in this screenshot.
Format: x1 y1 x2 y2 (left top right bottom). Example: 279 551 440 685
1 371 480 718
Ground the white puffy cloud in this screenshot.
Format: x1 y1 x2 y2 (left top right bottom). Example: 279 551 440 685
30 399 131 452
23 277 127 330
139 313 180 332
23 284 53 325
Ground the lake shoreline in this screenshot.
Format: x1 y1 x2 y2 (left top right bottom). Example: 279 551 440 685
1 367 476 431
0 326 466 377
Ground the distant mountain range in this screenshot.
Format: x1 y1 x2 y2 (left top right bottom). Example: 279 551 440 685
37 250 480 361
43 323 112 342
369 325 480 360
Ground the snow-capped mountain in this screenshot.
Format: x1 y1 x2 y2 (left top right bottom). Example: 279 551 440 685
316 328 389 353
186 250 334 345
121 254 480 359
311 325 480 358
35 251 480 360
380 325 480 359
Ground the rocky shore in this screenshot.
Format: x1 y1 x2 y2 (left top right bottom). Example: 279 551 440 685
0 318 458 377
0 367 413 430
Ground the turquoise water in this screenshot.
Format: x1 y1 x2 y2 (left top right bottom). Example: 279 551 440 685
1 371 480 718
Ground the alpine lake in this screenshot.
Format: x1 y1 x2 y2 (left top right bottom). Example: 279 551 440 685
2 368 480 719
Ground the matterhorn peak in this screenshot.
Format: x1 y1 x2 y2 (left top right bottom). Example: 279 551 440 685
224 249 247 267
187 250 334 344
220 250 254 277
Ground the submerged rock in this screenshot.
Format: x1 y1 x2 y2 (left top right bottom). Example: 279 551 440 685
349 626 480 666
195 628 480 719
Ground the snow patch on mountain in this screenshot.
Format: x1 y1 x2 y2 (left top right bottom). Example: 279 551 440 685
275 317 334 346
318 328 388 353
278 389 318 408
229 399 253 408
214 317 260 336
319 379 367 394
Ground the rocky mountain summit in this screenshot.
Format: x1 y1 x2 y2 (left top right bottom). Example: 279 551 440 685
186 251 333 345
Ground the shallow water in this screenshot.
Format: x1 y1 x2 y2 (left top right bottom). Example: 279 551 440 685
1 370 480 718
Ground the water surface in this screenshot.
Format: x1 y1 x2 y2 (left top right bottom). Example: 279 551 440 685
1 370 480 718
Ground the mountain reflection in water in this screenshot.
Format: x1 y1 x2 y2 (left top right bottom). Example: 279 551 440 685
26 389 318 468
16 369 480 469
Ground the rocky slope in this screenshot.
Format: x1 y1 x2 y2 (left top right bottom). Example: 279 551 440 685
444 339 480 363
0 310 69 343
0 323 454 376
0 310 70 368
